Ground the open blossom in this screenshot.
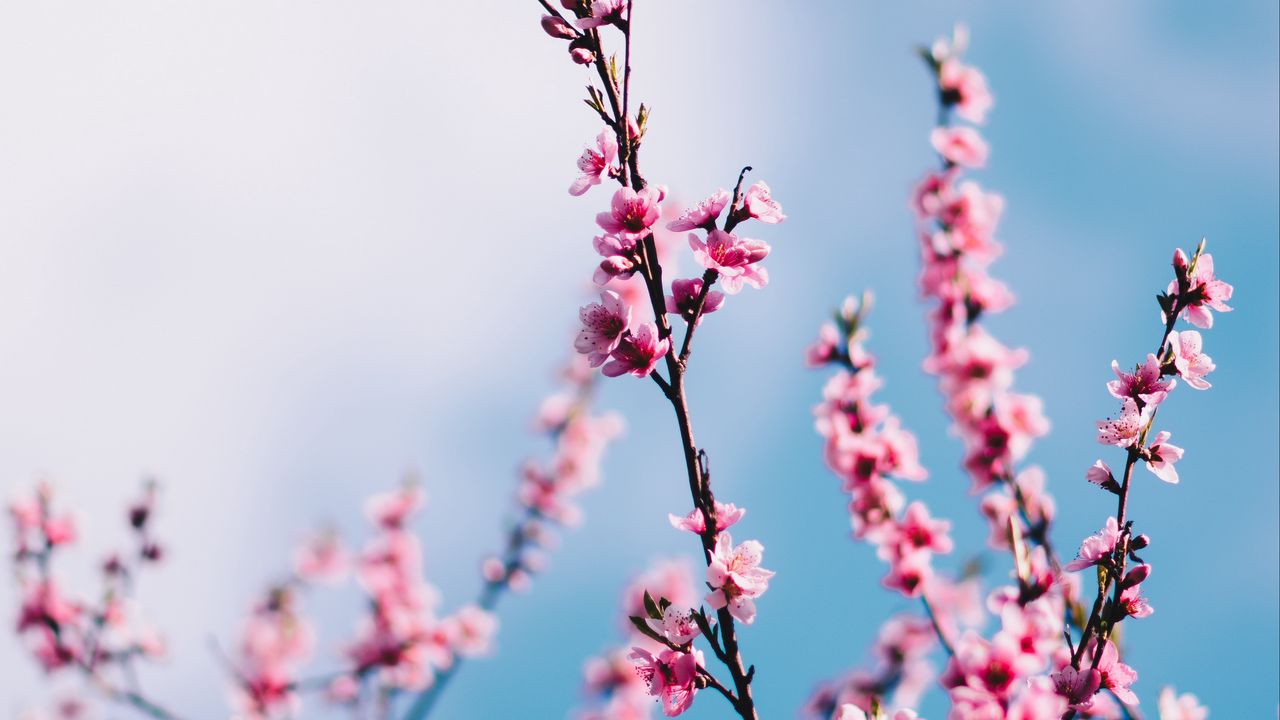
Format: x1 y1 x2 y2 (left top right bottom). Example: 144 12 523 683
742 181 786 224
1052 665 1103 711
1065 517 1120 572
645 604 701 645
1170 249 1233 328
293 529 348 584
1108 354 1176 406
1167 330 1215 389
886 501 953 556
576 291 632 367
597 186 665 240
629 646 703 716
665 277 724 321
930 126 989 168
1090 639 1139 706
570 129 619 196
1158 687 1208 720
1097 397 1151 448
939 58 992 124
576 0 625 29
592 233 639 285
1144 431 1184 484
666 189 729 231
602 321 669 378
364 484 426 530
668 501 744 535
442 605 498 657
705 534 774 624
688 230 770 294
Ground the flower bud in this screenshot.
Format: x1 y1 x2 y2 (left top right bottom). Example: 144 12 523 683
568 36 596 65
1130 533 1150 550
540 14 576 40
1120 563 1150 589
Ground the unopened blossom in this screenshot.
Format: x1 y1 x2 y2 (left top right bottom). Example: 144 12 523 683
592 233 639 285
1096 397 1151 448
540 14 576 40
1085 460 1115 489
665 277 724 322
570 129 619 196
1157 687 1208 720
1108 354 1176 406
1167 330 1215 390
666 189 729 231
668 501 744 535
939 58 993 124
597 186 664 240
705 534 774 624
568 35 596 65
1144 431 1184 484
576 0 625 29
742 181 786 224
930 126 989 168
576 291 632 367
1065 517 1120 572
602 321 669 378
629 646 702 716
688 230 770 294
1170 249 1233 329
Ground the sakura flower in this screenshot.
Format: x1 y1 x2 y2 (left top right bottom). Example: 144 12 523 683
805 323 841 368
597 186 664 240
1051 665 1102 711
1108 354 1176 406
1167 330 1215 390
1006 677 1068 720
1157 687 1208 720
1144 431 1184 484
888 501 953 556
1065 517 1120 572
688 230 770 294
930 126 989 168
576 291 632 367
570 129 619 196
602 321 669 378
364 485 425 530
629 646 702 716
665 277 724 322
1085 460 1115 489
1096 397 1151 448
293 529 349 584
442 605 497 657
540 14 577 40
742 181 786 224
1118 582 1154 619
576 0 626 29
666 189 729 231
1089 638 1139 706
645 604 701 645
592 233 639 285
667 501 744 535
705 534 774 624
1170 249 1233 329
939 59 993 124
880 549 932 598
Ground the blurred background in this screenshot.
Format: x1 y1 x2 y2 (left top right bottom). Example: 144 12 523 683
0 1 1275 717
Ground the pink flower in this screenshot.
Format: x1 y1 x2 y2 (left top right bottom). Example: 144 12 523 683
576 0 626 29
806 323 841 368
939 59 993 124
293 530 349 584
629 646 702 716
1170 250 1233 328
666 189 729 231
364 485 425 530
645 604 701 645
442 605 497 657
1167 330 1215 390
1052 665 1102 710
880 549 932 598
597 186 664 240
1006 677 1068 720
602 321 668 378
889 501 953 556
1108 354 1176 406
687 230 770 294
576 291 632 367
665 277 724 322
570 130 619 196
742 181 786 224
930 126 989 168
705 534 774 624
1065 517 1119 572
1097 397 1151 448
592 233 639 285
1085 460 1115 488
1090 639 1139 706
668 501 744 535
1158 687 1208 720
1144 431 1184 484
540 14 577 40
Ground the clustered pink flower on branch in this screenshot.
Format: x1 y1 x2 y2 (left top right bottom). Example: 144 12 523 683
539 1 784 717
10 482 177 719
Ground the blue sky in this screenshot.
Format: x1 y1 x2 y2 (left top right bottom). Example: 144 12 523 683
0 1 1275 718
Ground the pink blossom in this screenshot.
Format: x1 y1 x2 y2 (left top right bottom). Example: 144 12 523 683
443 604 497 657
1090 639 1139 706
597 186 664 240
540 14 577 40
1096 397 1151 448
687 230 770 294
576 291 632 367
705 534 774 624
1051 665 1102 711
364 485 425 530
576 0 625 29
930 126 989 168
1167 330 1215 390
742 181 786 224
570 130 619 196
667 501 744 535
1006 677 1068 720
1065 517 1119 572
939 59 993 124
889 501 954 556
629 646 702 716
292 530 348 584
880 549 932 598
645 604 701 645
665 277 724 322
592 233 639 285
602 321 669 378
1158 687 1208 720
1144 431 1184 484
806 323 842 367
1170 250 1233 329
666 189 729 231
1085 460 1115 488
1108 354 1176 406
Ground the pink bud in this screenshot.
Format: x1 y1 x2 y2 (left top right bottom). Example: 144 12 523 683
568 37 596 65
1121 563 1150 589
540 14 576 40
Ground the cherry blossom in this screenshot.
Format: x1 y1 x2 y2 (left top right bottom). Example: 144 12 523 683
666 189 729 231
602 321 669 378
576 290 633 367
597 186 665 240
571 129 619 196
1064 517 1120 572
1144 431 1185 484
705 534 774 625
1167 330 1215 390
687 230 770 294
930 126 989 168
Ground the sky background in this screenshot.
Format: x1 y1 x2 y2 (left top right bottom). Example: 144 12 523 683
0 1 1276 718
